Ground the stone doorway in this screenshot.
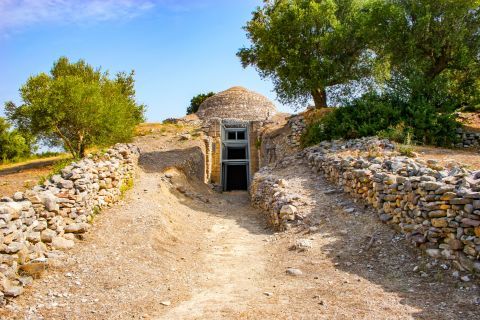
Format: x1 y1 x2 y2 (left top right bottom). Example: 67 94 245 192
221 124 250 191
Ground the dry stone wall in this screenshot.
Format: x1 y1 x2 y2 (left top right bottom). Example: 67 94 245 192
252 137 480 275
308 138 480 273
197 87 277 122
286 115 306 149
456 128 480 148
250 154 307 230
0 144 139 301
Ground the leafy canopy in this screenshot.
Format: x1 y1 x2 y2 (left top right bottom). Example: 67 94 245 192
5 57 146 158
0 117 33 162
187 92 215 115
368 0 480 110
238 0 375 109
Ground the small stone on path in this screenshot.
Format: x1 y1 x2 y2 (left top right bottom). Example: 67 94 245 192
286 268 303 276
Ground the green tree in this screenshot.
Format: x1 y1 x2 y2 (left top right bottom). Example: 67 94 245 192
5 57 146 158
187 92 215 114
237 0 374 109
0 117 33 162
368 0 480 110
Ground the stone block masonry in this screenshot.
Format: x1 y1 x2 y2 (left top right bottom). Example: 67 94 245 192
0 144 139 301
306 138 480 274
251 137 480 277
456 128 480 148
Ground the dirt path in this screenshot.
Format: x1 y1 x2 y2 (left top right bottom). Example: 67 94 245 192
159 192 270 319
1 136 479 319
1 165 280 319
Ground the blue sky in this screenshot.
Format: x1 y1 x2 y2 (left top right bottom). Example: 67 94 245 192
0 0 292 122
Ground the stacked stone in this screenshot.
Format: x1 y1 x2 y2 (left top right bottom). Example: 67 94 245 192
250 169 298 230
0 144 139 301
456 128 480 148
197 87 277 122
306 137 480 274
286 115 306 148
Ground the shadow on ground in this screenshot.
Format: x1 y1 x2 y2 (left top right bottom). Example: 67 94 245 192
294 164 479 320
138 147 270 237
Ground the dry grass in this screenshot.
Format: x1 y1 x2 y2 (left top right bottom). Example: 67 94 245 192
135 122 201 137
413 145 480 170
327 144 480 171
302 107 334 124
458 112 480 132
0 154 69 171
0 166 53 197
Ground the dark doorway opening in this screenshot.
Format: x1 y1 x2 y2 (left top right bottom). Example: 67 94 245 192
227 147 247 160
225 164 248 191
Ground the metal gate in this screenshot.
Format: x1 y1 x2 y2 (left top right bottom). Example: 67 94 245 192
221 122 250 191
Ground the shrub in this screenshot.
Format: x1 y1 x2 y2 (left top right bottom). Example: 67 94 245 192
302 93 460 147
0 117 33 162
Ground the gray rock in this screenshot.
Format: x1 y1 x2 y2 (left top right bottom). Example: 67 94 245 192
461 275 471 282
51 237 75 250
40 229 57 243
279 205 297 221
291 239 313 251
3 285 23 297
286 268 303 276
12 192 24 201
6 242 24 253
64 223 89 234
40 191 59 212
426 249 441 259
59 179 74 189
379 214 392 222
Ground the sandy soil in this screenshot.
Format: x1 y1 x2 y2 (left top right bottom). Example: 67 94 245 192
0 166 53 198
1 132 479 319
413 145 480 170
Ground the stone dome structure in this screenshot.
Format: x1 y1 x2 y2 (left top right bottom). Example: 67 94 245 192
197 86 277 121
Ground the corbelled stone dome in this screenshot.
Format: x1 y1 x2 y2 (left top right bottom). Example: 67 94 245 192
197 86 277 121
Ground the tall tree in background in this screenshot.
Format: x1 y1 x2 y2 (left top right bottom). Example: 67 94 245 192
369 0 480 110
238 0 374 109
5 57 146 158
187 92 215 114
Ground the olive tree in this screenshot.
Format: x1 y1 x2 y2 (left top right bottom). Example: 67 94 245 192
5 57 146 158
368 0 480 109
238 0 374 109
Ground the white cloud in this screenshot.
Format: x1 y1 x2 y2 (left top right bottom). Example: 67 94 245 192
0 0 157 34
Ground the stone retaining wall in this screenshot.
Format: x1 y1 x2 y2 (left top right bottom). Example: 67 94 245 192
0 144 139 301
250 153 308 230
307 138 480 273
456 128 480 148
252 137 480 275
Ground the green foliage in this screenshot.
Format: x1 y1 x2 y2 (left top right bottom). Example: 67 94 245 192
238 0 375 109
120 176 134 197
0 117 34 162
5 57 146 159
240 0 480 114
368 0 480 109
187 92 215 114
396 144 415 158
88 206 102 224
302 93 460 147
39 158 72 185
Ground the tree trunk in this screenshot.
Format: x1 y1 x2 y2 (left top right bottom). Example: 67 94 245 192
79 144 86 158
78 133 86 158
311 88 327 109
